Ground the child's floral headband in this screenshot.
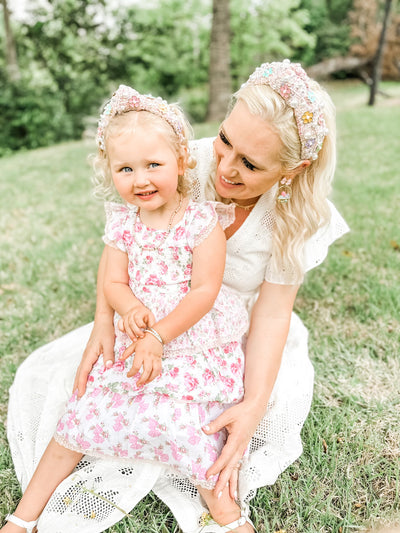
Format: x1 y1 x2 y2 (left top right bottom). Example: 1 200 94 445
243 59 328 160
96 85 185 151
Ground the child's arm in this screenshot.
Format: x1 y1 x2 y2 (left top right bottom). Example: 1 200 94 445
103 245 155 341
123 223 226 384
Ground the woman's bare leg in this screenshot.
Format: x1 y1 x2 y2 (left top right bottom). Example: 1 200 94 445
1 438 83 532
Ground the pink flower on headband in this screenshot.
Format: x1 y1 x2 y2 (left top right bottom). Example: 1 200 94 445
243 59 328 160
96 85 186 151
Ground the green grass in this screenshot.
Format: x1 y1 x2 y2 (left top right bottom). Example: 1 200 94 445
1 80 400 532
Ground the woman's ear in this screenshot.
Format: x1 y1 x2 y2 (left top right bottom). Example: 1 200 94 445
288 159 311 179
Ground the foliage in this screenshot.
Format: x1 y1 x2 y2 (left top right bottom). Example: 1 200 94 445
231 0 316 83
299 0 353 64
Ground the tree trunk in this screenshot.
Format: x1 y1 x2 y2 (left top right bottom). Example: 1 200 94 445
1 0 21 81
206 0 232 122
368 0 393 106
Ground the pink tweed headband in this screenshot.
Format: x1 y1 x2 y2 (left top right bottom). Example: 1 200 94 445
243 59 328 160
96 85 185 151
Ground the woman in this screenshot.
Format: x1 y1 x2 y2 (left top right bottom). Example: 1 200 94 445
7 60 349 533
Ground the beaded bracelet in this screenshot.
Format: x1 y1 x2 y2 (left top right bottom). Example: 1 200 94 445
144 327 164 346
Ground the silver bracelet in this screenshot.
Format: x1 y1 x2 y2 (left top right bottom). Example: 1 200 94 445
144 327 164 346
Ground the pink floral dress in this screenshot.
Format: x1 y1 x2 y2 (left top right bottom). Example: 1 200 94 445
55 200 248 488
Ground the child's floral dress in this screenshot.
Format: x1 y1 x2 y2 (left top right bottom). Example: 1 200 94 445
55 200 248 488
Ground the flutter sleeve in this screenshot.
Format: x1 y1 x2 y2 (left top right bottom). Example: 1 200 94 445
102 201 136 253
303 200 350 273
264 200 349 285
187 201 235 248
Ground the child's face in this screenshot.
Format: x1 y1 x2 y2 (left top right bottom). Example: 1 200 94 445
107 124 184 212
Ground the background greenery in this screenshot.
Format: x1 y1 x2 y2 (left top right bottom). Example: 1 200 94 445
0 80 399 532
1 0 399 155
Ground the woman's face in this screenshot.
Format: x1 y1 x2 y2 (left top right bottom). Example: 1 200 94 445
213 100 284 205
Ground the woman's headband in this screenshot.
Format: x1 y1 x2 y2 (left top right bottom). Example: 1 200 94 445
96 85 185 151
243 59 328 160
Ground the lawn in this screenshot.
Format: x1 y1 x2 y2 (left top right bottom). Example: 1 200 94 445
0 80 399 532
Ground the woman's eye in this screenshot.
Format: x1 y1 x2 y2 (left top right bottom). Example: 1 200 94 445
242 158 255 171
219 130 230 146
121 166 132 173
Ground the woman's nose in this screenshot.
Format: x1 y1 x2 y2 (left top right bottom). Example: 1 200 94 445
218 152 238 178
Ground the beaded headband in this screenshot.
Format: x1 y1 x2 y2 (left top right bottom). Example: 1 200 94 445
243 59 328 160
96 85 185 151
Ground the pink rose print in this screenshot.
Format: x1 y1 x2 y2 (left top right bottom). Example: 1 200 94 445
230 362 242 375
87 375 95 383
159 261 168 275
171 442 183 461
205 442 218 462
155 447 169 463
173 227 185 241
148 418 162 437
113 413 125 432
180 284 189 295
113 445 128 457
56 420 64 432
122 230 133 246
113 359 126 372
172 247 179 261
184 264 192 276
203 368 215 385
187 426 201 446
93 424 105 444
145 255 153 263
191 461 207 481
184 373 199 392
129 434 143 450
76 434 91 450
169 367 179 378
66 410 77 429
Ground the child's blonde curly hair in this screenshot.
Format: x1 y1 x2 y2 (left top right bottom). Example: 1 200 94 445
91 86 196 201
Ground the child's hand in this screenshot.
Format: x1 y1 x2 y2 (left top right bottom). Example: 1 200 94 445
119 304 155 342
126 333 163 385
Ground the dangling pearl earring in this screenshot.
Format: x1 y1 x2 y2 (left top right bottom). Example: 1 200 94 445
277 177 292 204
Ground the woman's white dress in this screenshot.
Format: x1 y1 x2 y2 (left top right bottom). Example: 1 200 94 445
7 138 349 533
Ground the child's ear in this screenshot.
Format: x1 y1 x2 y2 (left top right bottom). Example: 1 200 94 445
177 150 187 175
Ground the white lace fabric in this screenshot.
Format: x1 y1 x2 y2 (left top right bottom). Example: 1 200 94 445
7 138 349 533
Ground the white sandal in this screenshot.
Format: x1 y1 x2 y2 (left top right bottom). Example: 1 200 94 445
199 509 256 532
5 514 38 533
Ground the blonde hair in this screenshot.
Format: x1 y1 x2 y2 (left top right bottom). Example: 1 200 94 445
231 82 336 283
91 104 196 201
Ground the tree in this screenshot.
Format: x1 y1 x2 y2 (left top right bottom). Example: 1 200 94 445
1 0 20 80
206 0 232 122
368 0 394 105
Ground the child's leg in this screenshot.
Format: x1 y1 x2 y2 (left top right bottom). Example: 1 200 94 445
2 438 83 532
197 485 254 532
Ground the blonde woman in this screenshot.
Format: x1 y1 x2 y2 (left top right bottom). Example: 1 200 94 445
7 60 349 532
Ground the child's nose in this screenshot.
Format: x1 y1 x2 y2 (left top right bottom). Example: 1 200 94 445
134 170 151 187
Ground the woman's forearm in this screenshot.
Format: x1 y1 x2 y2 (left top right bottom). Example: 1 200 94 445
242 281 299 415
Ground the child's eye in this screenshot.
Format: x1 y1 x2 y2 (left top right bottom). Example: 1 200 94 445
219 130 231 146
149 162 160 168
121 166 132 173
242 158 255 171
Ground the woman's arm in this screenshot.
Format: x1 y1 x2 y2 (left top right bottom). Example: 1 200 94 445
203 280 299 497
73 246 116 397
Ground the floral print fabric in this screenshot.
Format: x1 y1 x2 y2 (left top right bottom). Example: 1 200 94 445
55 200 248 488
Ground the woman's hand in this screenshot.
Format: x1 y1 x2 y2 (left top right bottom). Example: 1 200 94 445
202 401 265 498
73 317 115 398
120 332 163 385
118 304 155 342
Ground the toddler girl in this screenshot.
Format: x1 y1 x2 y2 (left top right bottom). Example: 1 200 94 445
2 86 254 533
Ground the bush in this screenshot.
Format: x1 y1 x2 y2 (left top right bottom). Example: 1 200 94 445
0 78 75 156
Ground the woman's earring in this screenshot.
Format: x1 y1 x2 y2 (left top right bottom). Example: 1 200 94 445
277 177 292 204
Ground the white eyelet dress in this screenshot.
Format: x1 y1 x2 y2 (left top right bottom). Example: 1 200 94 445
7 138 349 533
